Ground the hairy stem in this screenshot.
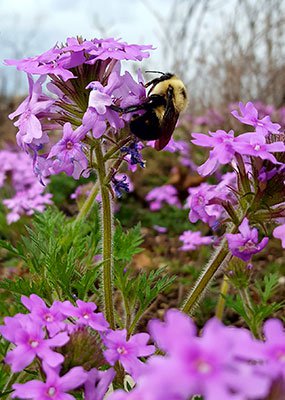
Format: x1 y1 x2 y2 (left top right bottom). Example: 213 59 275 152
94 142 115 329
181 225 237 315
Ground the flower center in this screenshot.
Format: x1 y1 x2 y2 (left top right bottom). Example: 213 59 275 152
45 313 54 322
83 313 90 319
47 386 57 397
66 141 74 150
196 360 212 374
29 340 39 348
198 195 204 205
117 346 127 355
254 144 261 151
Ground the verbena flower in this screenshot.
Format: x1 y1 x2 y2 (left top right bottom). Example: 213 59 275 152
12 363 87 400
273 223 285 248
231 101 281 135
47 123 89 179
179 230 213 251
0 316 69 372
103 329 155 379
192 129 236 175
110 311 273 400
84 368 115 400
226 218 269 261
60 299 109 331
146 185 180 211
0 149 52 223
21 294 66 337
7 37 152 181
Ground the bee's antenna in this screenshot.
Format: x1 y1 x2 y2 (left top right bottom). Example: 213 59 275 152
145 70 165 75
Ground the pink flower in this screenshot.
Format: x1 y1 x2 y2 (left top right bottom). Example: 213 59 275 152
273 224 285 248
103 329 155 379
226 218 269 261
84 368 115 400
48 123 89 179
231 101 281 135
0 316 69 372
179 230 213 251
146 185 180 211
21 294 66 337
60 299 109 331
12 363 87 400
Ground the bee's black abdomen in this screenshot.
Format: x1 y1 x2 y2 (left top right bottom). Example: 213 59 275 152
130 110 162 140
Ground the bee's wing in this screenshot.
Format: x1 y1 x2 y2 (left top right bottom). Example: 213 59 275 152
155 86 179 151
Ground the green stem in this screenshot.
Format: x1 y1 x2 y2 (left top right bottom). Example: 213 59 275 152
76 182 99 222
181 225 237 315
215 274 230 320
94 142 115 329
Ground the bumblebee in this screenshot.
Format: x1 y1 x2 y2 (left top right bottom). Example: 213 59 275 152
113 72 188 150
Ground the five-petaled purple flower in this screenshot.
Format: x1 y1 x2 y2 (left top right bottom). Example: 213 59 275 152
12 363 87 400
226 218 269 261
231 101 281 135
103 329 155 379
48 123 89 179
0 316 69 372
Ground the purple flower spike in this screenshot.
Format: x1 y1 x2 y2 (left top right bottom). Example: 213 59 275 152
231 101 281 135
12 363 87 400
226 218 269 261
103 329 155 379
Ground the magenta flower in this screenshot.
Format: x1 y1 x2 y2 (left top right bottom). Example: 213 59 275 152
61 299 109 331
0 317 69 372
179 231 213 251
231 101 281 135
273 224 285 248
6 37 153 79
48 123 88 179
234 132 285 163
12 363 87 400
187 183 226 227
192 129 236 176
21 294 66 337
259 319 285 380
9 74 54 145
148 309 196 355
84 368 115 400
146 185 180 211
103 329 155 378
226 218 269 261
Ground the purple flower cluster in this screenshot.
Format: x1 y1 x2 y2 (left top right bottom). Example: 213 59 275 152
1 297 284 400
110 310 285 400
7 37 152 181
179 230 213 251
192 102 285 176
0 149 52 223
0 294 153 399
146 184 181 211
